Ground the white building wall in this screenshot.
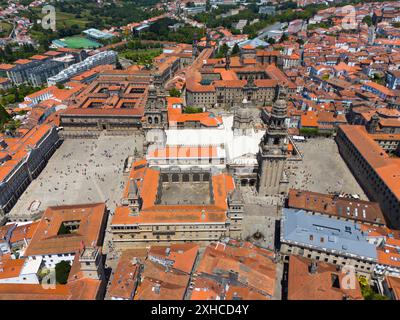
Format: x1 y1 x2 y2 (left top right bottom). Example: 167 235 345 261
39 253 75 269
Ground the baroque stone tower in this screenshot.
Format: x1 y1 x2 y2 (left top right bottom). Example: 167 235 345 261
127 178 141 215
257 85 289 196
227 188 244 239
79 246 105 281
143 80 167 130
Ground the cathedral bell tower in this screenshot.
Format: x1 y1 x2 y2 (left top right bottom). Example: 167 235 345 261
143 80 167 130
193 32 199 59
205 29 212 49
257 86 289 196
225 52 231 70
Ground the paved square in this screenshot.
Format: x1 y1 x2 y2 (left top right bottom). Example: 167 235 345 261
287 137 367 199
9 134 144 219
241 193 282 250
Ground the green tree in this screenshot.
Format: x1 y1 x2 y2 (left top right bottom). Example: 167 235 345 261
362 15 373 26
115 56 123 70
55 261 71 285
360 281 388 300
300 127 319 136
280 33 289 42
231 43 240 56
219 43 229 57
183 106 203 114
0 104 11 130
169 88 181 97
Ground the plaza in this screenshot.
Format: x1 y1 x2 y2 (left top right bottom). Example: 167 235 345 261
8 134 144 220
287 137 368 200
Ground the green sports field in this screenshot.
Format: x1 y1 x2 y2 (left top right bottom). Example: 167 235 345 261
55 36 102 49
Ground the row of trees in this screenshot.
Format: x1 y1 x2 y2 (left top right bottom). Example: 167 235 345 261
136 18 205 44
121 48 162 66
0 85 44 106
0 43 38 63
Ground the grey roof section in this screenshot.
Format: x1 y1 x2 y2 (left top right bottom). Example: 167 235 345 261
9 59 62 72
238 38 269 48
83 28 114 40
281 208 377 261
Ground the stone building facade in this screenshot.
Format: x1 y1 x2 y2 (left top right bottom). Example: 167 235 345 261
185 47 296 109
110 161 244 248
335 125 400 229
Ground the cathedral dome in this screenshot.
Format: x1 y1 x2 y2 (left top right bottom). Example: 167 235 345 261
271 99 287 118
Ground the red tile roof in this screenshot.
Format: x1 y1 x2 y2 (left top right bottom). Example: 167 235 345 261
23 203 106 256
288 255 363 300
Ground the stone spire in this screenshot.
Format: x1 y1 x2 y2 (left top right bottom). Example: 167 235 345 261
193 32 199 58
225 52 231 70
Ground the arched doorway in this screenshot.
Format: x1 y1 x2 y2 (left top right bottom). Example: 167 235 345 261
172 173 179 182
162 173 169 182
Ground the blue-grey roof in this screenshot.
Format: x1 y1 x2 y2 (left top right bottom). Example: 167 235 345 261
238 38 269 48
83 28 114 39
281 208 377 261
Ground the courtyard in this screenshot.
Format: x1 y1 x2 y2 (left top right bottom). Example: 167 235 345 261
9 134 144 219
159 181 211 205
287 137 368 200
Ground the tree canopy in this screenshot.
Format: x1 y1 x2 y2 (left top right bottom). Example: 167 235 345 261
55 261 72 285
